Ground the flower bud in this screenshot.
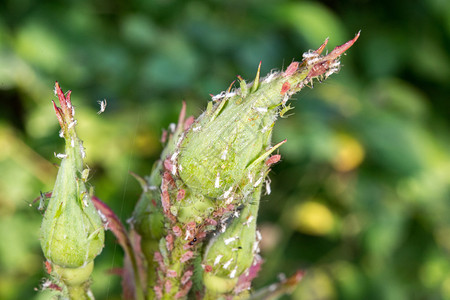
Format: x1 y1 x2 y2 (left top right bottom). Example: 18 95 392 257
129 34 360 298
202 186 261 295
132 102 191 238
176 32 360 203
40 83 104 290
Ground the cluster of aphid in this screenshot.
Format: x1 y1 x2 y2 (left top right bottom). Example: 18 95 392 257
38 33 359 299
303 49 341 78
131 32 360 299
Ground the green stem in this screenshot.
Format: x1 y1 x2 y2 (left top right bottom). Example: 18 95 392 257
127 244 146 300
67 284 94 300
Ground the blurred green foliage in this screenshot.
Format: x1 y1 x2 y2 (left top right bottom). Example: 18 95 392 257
0 0 449 299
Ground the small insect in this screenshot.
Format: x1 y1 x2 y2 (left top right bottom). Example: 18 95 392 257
215 173 221 188
45 260 52 274
54 152 67 159
280 81 291 95
81 166 90 182
188 237 198 246
211 91 226 101
229 266 238 278
67 120 77 129
283 61 299 77
302 51 319 59
97 99 107 115
306 57 322 66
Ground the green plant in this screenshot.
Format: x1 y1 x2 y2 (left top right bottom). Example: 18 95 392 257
38 32 359 299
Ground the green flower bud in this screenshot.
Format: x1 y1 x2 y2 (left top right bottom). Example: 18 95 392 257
132 102 192 238
131 103 192 294
202 186 261 295
128 34 359 299
176 33 360 203
177 69 280 199
40 83 104 294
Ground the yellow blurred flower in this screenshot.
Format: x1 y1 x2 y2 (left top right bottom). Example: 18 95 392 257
332 133 365 172
291 200 334 236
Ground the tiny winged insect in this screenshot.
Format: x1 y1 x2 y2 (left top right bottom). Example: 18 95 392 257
97 99 107 115
31 191 52 213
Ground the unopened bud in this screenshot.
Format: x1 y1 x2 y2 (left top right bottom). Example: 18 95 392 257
40 83 104 293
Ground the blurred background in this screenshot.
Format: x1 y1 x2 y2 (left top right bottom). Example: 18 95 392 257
0 0 449 299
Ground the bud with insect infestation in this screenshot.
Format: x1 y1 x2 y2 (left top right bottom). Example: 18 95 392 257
40 82 105 299
127 33 360 299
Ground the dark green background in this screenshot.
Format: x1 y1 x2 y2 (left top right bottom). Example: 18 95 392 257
0 0 449 299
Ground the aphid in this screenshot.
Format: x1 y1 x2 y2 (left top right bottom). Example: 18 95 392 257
181 269 193 284
97 99 107 115
160 129 168 143
261 125 270 133
253 175 264 187
81 166 90 182
222 186 233 199
229 266 238 278
211 91 226 101
225 196 234 205
306 57 321 66
167 269 177 278
254 106 268 113
214 254 223 266
166 234 174 251
243 215 254 226
324 69 336 78
247 172 254 184
256 230 262 241
97 209 108 226
225 91 237 98
223 258 233 269
220 222 227 233
54 152 67 159
263 71 278 83
37 191 50 211
180 251 194 263
221 147 228 160
172 225 182 237
224 236 238 245
302 51 319 59
81 193 90 207
154 286 163 299
176 189 185 201
265 154 281 166
252 240 261 254
165 280 172 293
329 60 341 69
79 142 86 158
67 120 77 129
265 179 272 195
204 265 213 273
170 151 179 162
283 61 299 77
280 81 291 95
215 173 221 188
45 260 52 274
